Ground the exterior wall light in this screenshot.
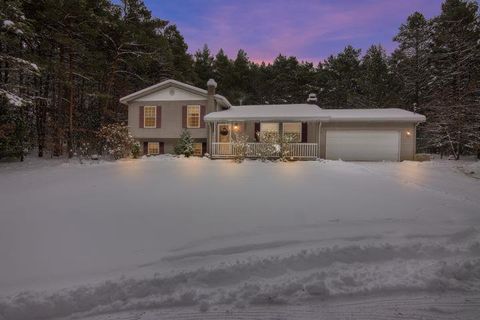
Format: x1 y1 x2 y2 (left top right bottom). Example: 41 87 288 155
406 130 412 136
233 123 239 131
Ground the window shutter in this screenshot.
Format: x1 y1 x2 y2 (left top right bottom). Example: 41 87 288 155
200 105 206 128
139 106 144 128
254 122 260 141
156 106 162 128
302 122 308 143
182 105 187 128
160 142 164 154
143 141 148 155
202 142 207 155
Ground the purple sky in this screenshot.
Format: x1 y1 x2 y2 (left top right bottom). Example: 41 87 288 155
145 0 443 64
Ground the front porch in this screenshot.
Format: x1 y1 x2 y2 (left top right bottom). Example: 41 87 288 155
207 120 321 159
203 104 328 160
211 142 318 159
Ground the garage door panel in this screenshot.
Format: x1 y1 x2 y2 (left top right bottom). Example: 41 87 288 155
326 130 400 161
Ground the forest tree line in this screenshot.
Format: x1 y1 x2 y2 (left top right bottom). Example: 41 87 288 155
1 0 479 160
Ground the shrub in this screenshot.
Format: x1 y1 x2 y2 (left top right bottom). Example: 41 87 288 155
174 129 194 157
131 142 141 159
232 132 250 163
98 123 134 159
255 131 280 161
279 133 298 161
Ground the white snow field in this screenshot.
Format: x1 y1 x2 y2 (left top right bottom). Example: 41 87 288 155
0 156 480 320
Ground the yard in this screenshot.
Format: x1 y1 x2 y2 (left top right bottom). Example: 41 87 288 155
0 157 480 320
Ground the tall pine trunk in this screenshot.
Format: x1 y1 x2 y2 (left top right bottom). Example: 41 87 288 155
67 51 74 158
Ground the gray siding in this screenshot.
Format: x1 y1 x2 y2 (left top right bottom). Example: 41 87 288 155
128 100 208 139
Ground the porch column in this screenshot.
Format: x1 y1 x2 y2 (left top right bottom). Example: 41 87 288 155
317 121 322 158
207 122 212 155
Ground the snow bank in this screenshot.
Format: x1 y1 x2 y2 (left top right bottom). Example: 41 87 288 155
0 158 479 319
462 161 480 179
1 242 479 320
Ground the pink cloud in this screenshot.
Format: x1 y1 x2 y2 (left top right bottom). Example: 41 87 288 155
176 0 442 63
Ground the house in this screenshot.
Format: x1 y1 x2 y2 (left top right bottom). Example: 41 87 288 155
120 79 426 161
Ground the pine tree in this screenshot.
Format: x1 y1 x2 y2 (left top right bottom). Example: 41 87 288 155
393 12 431 110
193 44 214 88
213 49 233 98
322 46 364 108
163 25 194 83
360 45 395 107
0 0 37 160
231 49 251 105
426 0 480 158
174 129 194 157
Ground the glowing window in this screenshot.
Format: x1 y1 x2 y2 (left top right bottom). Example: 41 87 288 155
193 143 202 156
187 105 200 128
260 122 279 133
283 122 302 142
144 106 156 128
147 142 160 155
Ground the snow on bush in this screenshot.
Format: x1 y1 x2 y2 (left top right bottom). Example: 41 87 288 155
97 124 134 160
174 129 194 157
231 132 250 163
0 89 25 107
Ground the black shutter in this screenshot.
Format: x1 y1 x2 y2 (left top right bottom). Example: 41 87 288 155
302 123 308 143
143 141 148 155
255 122 260 141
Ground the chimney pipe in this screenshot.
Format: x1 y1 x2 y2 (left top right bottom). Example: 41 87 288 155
307 93 317 104
207 79 217 112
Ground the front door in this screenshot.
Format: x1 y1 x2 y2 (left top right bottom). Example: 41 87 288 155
218 124 231 155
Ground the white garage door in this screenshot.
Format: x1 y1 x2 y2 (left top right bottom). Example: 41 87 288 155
326 130 400 161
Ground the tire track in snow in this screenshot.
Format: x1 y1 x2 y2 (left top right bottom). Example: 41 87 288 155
2 242 480 320
65 293 480 320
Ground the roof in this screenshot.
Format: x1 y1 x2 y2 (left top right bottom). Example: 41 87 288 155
119 79 231 108
320 108 426 122
204 104 330 122
204 105 426 122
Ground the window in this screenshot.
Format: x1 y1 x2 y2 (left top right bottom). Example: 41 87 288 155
260 122 279 133
259 122 279 142
147 142 160 155
144 106 156 128
193 143 202 156
187 105 201 128
283 122 302 142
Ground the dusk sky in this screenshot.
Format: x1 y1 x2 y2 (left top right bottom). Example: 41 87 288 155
145 0 444 64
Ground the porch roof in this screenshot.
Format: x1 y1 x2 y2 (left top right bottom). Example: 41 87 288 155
204 104 426 123
204 104 329 122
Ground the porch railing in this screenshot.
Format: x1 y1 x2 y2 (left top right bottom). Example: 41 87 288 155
211 142 318 159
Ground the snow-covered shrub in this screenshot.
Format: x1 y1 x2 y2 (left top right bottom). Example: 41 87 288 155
131 142 141 159
232 132 250 163
77 142 93 163
255 131 279 161
98 123 134 160
174 129 194 157
279 133 298 161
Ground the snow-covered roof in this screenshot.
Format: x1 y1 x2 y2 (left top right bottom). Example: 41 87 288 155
320 108 426 122
204 105 426 122
119 79 231 108
204 104 329 122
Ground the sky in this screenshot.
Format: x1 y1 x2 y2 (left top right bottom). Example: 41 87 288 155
144 0 444 64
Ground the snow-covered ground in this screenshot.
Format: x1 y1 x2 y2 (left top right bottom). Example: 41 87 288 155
0 156 479 320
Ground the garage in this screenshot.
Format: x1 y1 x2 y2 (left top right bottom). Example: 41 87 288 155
326 130 400 161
